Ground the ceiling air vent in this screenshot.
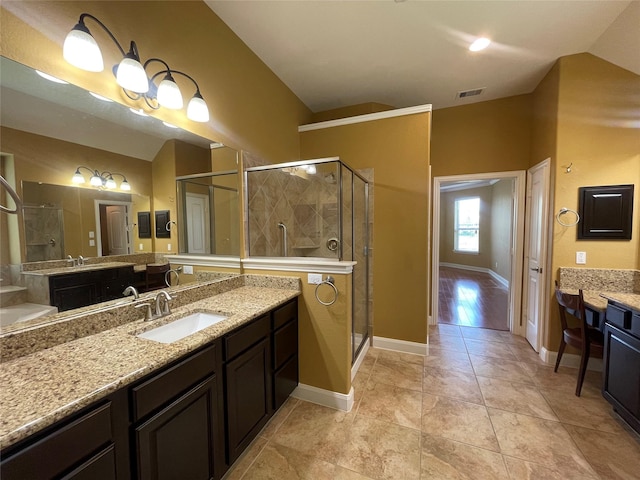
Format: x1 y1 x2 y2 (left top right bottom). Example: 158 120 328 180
456 87 485 99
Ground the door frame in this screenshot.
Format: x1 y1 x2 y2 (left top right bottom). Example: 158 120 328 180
185 191 211 254
94 199 132 256
432 170 526 335
522 158 552 353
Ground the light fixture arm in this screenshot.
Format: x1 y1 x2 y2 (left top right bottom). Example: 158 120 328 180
76 13 127 57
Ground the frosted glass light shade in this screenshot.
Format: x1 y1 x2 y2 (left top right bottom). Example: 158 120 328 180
157 75 183 109
105 176 117 189
187 93 209 122
117 56 149 93
90 174 103 187
63 25 104 72
72 170 85 184
120 179 131 191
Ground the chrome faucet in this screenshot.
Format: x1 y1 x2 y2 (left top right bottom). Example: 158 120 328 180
123 285 140 300
77 255 85 266
67 255 77 267
154 290 173 317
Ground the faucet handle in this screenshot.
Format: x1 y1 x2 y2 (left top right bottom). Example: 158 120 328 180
135 302 153 321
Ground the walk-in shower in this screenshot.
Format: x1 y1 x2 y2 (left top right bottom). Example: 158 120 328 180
245 158 370 362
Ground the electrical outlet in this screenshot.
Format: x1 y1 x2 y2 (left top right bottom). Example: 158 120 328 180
183 265 194 274
139 243 144 251
89 239 95 247
576 251 587 264
308 273 322 284
167 243 172 251
89 231 95 239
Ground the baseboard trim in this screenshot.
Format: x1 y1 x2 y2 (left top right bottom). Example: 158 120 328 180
539 347 603 372
351 341 370 381
291 383 354 412
440 262 509 288
373 336 427 356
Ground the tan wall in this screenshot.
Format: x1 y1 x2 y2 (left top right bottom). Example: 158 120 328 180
310 103 395 123
152 142 178 254
300 113 431 344
1 126 153 261
439 186 492 269
490 179 514 282
0 1 310 165
544 53 640 350
431 95 533 177
243 269 352 395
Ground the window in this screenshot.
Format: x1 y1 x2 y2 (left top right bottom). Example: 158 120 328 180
454 197 480 253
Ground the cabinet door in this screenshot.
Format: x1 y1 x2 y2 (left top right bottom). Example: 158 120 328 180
135 375 220 480
225 338 271 464
603 325 640 430
50 279 99 311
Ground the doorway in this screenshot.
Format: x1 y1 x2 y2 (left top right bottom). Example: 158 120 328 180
95 200 132 256
432 171 526 334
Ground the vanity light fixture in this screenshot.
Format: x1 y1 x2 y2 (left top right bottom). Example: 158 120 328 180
72 166 131 191
469 37 491 52
35 70 69 84
63 13 210 122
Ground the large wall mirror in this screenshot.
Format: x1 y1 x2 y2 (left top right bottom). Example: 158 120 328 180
0 56 240 328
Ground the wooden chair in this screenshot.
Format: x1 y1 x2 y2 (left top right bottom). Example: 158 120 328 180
554 281 604 396
145 264 170 291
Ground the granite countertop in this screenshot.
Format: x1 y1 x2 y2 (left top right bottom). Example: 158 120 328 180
600 292 640 312
0 281 299 449
21 261 136 276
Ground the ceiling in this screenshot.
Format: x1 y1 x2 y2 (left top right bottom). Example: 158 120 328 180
206 0 639 113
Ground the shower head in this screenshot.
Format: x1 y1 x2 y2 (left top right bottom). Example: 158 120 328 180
324 173 336 184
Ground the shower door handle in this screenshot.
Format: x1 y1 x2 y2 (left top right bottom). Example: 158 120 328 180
278 223 288 257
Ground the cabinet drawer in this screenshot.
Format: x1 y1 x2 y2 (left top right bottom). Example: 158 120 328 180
131 343 217 421
60 445 116 480
632 313 640 337
606 304 631 330
224 314 269 361
1 402 113 480
273 319 298 370
272 299 297 330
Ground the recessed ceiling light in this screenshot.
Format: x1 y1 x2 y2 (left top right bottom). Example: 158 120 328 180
35 70 68 84
89 92 113 102
469 37 491 52
129 108 148 117
163 121 178 128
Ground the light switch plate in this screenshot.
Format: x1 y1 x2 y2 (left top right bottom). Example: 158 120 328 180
139 243 144 251
183 265 194 274
89 239 95 247
576 251 587 264
308 273 322 284
167 243 172 251
89 231 95 239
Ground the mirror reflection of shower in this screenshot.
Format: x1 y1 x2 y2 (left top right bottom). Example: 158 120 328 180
277 222 288 256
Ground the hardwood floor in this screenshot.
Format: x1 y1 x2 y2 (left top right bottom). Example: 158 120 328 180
438 266 509 330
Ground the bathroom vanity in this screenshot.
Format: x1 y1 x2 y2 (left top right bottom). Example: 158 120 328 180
0 275 300 480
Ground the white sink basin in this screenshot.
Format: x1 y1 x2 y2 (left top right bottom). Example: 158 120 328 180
137 312 227 344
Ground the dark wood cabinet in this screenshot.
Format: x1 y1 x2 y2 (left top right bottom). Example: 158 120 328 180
1 401 119 480
1 296 299 480
135 376 220 480
49 266 135 312
223 315 272 465
603 305 640 435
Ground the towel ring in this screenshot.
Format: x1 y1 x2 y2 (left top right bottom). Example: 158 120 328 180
0 175 22 214
556 207 580 227
166 220 177 232
315 275 338 306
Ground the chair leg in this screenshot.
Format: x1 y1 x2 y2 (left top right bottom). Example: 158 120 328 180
554 340 566 373
575 346 590 397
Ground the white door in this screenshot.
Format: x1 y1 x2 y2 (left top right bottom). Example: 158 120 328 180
186 193 210 254
523 160 550 351
106 205 129 255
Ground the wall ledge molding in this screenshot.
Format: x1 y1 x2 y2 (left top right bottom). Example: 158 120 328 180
242 257 355 274
165 254 240 268
373 336 427 356
291 383 354 412
298 104 432 132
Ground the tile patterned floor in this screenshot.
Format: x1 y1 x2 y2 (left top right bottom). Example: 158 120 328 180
224 325 640 480
439 266 509 330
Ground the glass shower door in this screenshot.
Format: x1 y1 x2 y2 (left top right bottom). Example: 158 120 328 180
352 175 369 362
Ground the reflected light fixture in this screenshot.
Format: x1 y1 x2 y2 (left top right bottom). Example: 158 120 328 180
72 166 131 191
89 91 113 102
63 13 209 122
469 37 491 52
35 70 69 84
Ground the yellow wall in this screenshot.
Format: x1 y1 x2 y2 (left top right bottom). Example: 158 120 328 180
0 1 311 164
310 103 395 123
543 53 640 350
301 113 431 344
152 142 178 254
431 95 533 177
243 269 353 395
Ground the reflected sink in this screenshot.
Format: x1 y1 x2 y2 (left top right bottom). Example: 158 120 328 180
136 312 228 344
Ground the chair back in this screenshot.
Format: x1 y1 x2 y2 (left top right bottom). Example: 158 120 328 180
554 281 586 334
